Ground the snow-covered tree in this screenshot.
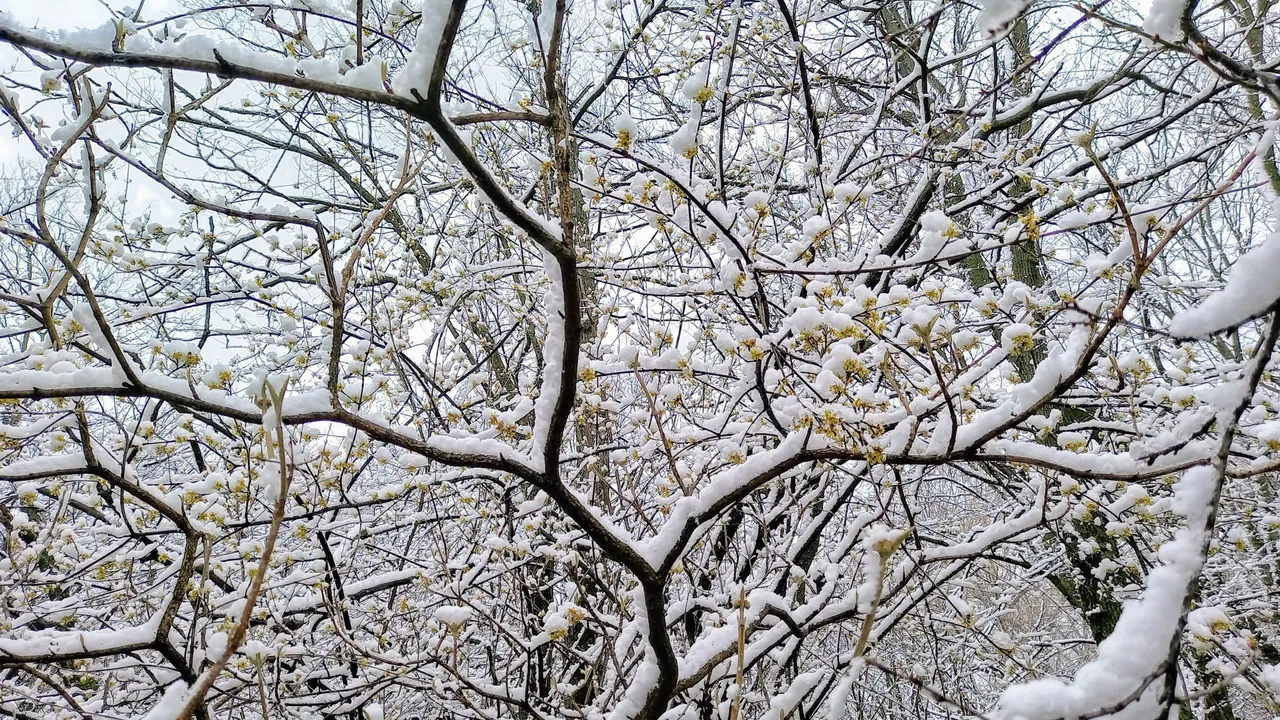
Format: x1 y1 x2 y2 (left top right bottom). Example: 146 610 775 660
2 0 1280 718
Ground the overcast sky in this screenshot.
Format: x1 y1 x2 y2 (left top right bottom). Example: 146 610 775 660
2 1 211 221
5 0 177 30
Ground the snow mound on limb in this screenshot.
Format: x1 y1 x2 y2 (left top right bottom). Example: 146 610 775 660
1168 200 1280 339
996 465 1217 720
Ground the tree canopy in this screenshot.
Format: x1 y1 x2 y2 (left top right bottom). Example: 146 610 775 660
2 0 1280 719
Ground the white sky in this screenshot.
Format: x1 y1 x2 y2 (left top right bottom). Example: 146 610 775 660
1 0 253 363
1 0 201 218
2 0 178 30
